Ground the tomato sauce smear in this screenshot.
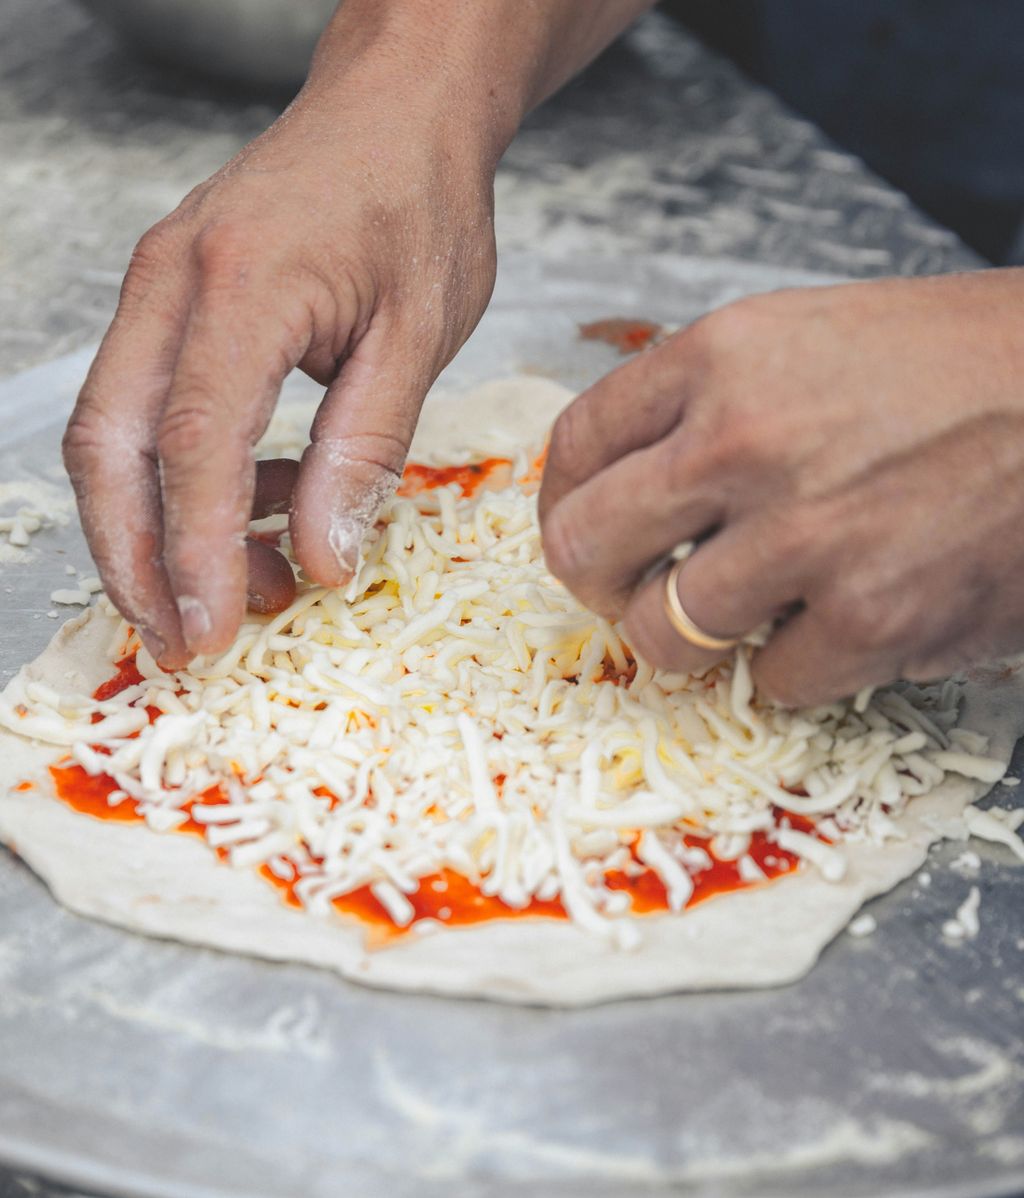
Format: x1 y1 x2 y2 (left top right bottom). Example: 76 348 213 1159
579 317 663 355
93 654 145 700
36 627 818 944
398 457 512 499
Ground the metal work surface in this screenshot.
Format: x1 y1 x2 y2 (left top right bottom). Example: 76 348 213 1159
0 256 1023 1198
0 4 1012 1195
0 0 981 379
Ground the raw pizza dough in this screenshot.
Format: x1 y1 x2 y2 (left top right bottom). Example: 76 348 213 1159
2 378 1023 1007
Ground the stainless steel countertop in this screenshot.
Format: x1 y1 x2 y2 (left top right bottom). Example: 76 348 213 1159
2 257 1024 1198
0 0 980 379
1 4 1009 1198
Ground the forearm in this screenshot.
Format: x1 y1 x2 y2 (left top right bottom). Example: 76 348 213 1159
306 0 656 167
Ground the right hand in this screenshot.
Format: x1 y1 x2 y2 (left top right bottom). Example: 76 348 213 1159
538 270 1024 706
63 45 499 668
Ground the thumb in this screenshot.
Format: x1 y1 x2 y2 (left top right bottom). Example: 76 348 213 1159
290 324 427 586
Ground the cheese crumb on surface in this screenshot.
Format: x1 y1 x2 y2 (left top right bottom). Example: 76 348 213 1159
950 849 982 875
847 913 877 938
964 805 1024 864
942 886 981 942
49 588 91 606
2 440 1015 944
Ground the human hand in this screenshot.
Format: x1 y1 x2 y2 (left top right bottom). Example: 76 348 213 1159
539 270 1024 705
62 33 500 668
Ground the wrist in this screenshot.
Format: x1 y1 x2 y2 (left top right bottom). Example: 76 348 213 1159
302 0 531 173
303 0 654 171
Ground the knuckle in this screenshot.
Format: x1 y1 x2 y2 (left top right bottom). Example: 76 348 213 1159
131 219 178 268
122 221 181 297
308 431 409 480
157 401 219 466
192 220 257 289
673 400 763 488
62 404 111 478
663 401 749 486
687 296 767 363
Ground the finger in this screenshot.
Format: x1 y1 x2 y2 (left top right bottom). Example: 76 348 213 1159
620 516 812 676
538 330 693 522
245 537 297 615
252 457 300 519
291 323 423 586
157 291 310 657
540 430 725 619
750 606 899 708
62 248 192 667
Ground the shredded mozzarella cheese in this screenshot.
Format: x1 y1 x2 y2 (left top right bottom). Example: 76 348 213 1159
2 451 1013 944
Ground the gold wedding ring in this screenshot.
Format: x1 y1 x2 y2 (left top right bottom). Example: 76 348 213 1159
663 558 741 652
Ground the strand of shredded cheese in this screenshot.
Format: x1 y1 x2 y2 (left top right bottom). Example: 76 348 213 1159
1 451 1011 943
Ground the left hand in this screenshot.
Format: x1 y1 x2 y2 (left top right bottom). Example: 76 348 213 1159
538 270 1024 706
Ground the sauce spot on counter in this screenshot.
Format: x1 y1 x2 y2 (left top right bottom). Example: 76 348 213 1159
579 318 663 355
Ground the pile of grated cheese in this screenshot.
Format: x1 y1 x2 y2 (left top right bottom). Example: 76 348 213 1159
4 443 1010 948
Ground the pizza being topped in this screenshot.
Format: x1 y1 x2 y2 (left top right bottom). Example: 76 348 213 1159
1 378 1022 1005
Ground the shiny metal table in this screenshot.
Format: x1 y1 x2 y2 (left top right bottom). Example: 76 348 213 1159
2 4 1017 1198
0 1 980 379
1 255 1023 1198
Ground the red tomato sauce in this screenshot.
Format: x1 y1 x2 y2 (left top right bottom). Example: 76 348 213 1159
398 457 512 499
606 823 806 913
258 862 568 948
93 655 145 700
34 648 818 943
579 318 663 354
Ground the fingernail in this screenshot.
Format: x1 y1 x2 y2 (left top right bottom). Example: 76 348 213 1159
176 595 212 648
137 626 166 665
327 514 364 581
324 469 400 579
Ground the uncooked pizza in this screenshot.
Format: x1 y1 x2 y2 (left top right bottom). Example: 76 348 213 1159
2 377 1023 1005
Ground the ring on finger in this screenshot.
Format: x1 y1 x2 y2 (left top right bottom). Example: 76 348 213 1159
663 558 743 652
